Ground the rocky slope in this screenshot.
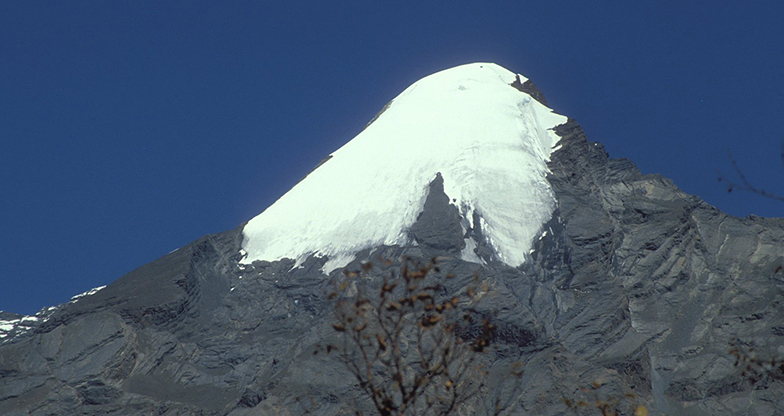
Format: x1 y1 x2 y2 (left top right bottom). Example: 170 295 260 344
1 71 783 416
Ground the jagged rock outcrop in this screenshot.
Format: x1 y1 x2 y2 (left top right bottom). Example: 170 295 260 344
1 77 783 416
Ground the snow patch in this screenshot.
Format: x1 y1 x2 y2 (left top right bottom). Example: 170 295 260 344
461 238 484 264
0 313 46 341
321 253 356 274
70 285 107 302
242 62 567 273
2 286 108 342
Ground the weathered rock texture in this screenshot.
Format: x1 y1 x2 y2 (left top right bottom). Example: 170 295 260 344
1 99 783 416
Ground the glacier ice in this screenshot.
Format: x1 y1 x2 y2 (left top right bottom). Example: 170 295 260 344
241 63 567 272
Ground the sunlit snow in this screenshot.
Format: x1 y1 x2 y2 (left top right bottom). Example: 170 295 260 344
69 285 107 301
1 285 107 341
242 63 567 272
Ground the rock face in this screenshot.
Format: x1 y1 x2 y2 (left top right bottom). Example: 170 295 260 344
2 82 783 416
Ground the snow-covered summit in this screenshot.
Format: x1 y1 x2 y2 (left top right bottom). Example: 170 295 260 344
241 62 568 272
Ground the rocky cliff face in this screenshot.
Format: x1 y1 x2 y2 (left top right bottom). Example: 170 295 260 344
1 86 783 416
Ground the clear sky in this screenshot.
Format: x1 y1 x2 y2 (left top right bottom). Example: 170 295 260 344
1 2 782 315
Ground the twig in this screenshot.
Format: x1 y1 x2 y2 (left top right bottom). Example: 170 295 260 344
718 148 784 202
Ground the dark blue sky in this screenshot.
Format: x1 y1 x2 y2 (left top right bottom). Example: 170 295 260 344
2 2 782 315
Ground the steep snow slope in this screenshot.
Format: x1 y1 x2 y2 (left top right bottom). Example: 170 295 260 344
241 63 567 271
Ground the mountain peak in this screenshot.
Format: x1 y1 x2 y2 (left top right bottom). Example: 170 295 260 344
241 63 568 272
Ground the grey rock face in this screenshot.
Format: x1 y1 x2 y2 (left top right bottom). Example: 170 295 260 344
510 74 548 106
1 103 783 416
540 119 784 415
409 172 465 255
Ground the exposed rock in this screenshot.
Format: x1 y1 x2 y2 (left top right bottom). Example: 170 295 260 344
1 111 782 416
409 172 465 255
510 74 548 106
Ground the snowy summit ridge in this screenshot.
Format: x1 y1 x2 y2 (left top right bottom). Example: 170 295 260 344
241 63 568 272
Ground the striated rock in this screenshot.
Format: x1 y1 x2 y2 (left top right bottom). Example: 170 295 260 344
1 72 783 416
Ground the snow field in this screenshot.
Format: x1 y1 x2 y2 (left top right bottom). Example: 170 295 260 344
241 63 567 272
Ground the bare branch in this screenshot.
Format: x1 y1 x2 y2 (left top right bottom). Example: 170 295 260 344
718 148 784 202
322 257 507 416
729 338 784 384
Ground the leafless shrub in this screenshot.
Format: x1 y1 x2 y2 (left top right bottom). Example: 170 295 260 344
730 338 784 385
316 257 522 416
718 145 784 202
562 380 648 416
